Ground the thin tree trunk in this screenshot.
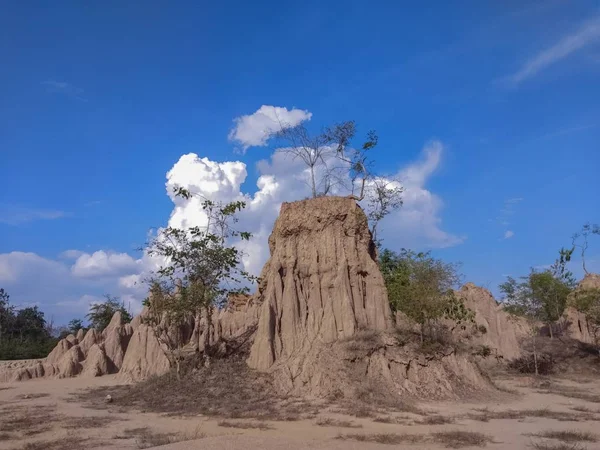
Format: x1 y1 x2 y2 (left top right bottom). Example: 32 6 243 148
310 165 317 198
203 305 212 353
533 334 539 376
549 322 553 339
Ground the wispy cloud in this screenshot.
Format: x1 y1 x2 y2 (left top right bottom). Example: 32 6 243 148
505 16 600 85
42 80 87 101
0 205 68 226
504 230 515 239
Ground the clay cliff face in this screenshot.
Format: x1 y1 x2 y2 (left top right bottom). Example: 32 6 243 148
457 283 522 359
248 197 393 373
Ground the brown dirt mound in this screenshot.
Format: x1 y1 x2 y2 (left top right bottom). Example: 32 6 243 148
247 197 492 399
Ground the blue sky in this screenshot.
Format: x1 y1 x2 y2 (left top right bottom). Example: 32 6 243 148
1 1 599 323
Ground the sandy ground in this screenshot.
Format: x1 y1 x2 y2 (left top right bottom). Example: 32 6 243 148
1 373 600 449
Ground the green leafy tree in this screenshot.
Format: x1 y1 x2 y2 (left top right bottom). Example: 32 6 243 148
67 319 86 335
380 249 472 343
86 295 132 332
0 290 57 360
0 288 14 346
500 251 575 375
143 188 256 377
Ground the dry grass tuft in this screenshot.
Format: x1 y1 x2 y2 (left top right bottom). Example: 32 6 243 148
315 417 362 428
432 430 493 448
529 442 586 450
531 430 597 443
62 416 120 429
336 433 425 445
17 437 97 450
538 385 600 403
0 405 59 437
217 420 273 430
469 407 595 423
116 426 205 449
418 414 455 425
373 416 396 423
74 357 316 421
17 393 50 400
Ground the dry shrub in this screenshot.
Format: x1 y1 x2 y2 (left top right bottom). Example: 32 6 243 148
433 430 493 448
336 433 425 445
315 417 362 428
17 393 50 400
115 426 205 449
418 414 455 425
17 437 97 450
373 416 396 423
509 354 554 375
217 420 272 430
531 430 597 443
0 404 59 436
538 385 600 403
342 330 382 354
530 443 586 450
75 356 315 421
62 416 119 429
469 407 594 423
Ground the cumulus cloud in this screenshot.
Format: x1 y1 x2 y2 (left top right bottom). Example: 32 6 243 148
159 139 463 276
0 249 145 323
59 249 85 260
504 230 515 239
71 250 140 278
506 16 600 85
228 105 312 151
1 135 462 323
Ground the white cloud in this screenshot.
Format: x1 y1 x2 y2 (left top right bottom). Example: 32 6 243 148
375 141 465 249
228 105 312 151
159 139 463 277
0 136 463 323
42 80 86 101
0 249 144 322
0 205 67 226
71 250 140 279
504 230 515 239
507 16 600 85
59 249 85 260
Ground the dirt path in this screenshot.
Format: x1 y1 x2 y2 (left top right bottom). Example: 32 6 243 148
1 374 600 449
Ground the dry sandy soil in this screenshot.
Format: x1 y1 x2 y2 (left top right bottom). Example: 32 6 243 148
1 372 600 450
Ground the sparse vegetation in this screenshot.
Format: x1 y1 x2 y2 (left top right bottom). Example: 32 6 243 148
143 189 256 376
469 407 596 422
433 430 493 448
530 443 586 450
0 405 60 437
62 415 120 429
315 417 362 428
336 432 425 445
531 430 597 443
113 426 205 449
218 420 273 430
501 249 576 374
418 414 455 425
16 437 96 450
337 431 493 448
74 357 315 420
86 294 132 332
379 249 473 344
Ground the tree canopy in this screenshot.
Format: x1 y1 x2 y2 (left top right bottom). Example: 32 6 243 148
380 248 473 343
86 295 132 332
